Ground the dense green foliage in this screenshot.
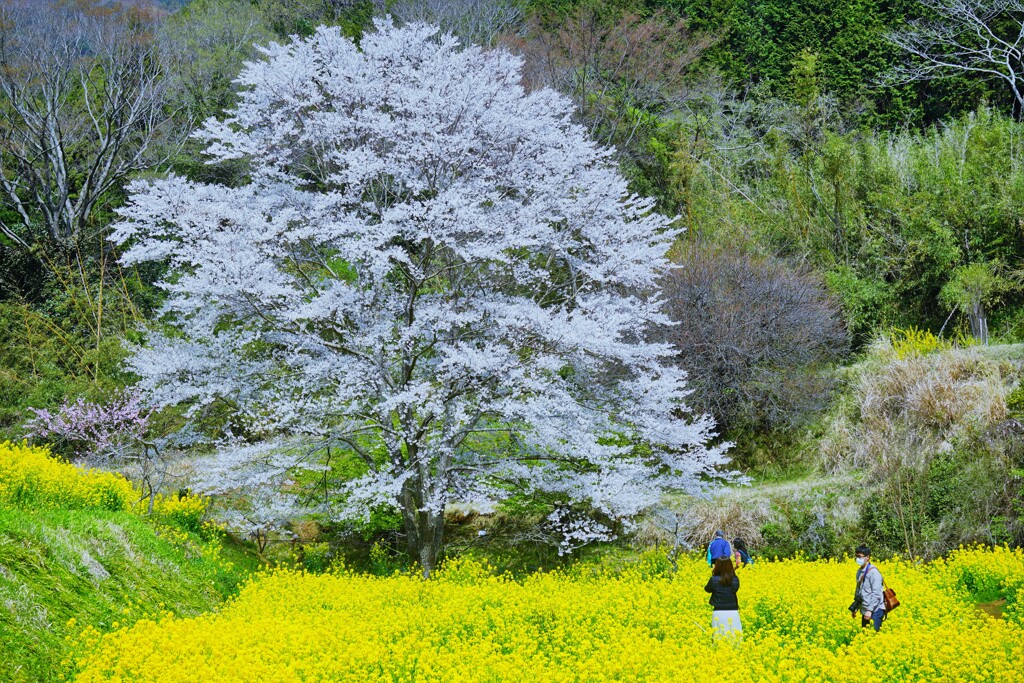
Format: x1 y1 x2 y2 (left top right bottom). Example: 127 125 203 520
662 0 1004 126
526 0 1011 125
672 105 1024 343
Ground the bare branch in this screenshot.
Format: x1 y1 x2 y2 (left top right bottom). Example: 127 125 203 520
886 0 1024 112
0 0 186 250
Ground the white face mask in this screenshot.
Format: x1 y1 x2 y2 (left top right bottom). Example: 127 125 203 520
856 557 866 566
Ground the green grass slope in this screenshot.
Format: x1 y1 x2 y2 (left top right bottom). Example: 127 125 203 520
0 507 254 683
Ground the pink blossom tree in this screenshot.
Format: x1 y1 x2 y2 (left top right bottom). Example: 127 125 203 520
111 19 728 576
25 389 164 510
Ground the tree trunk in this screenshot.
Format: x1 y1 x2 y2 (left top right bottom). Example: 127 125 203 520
968 301 988 345
417 509 444 579
400 477 445 579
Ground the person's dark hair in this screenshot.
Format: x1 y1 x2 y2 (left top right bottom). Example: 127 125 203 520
855 545 871 557
712 557 736 585
733 537 748 553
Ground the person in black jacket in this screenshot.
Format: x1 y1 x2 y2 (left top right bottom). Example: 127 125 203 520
704 556 742 637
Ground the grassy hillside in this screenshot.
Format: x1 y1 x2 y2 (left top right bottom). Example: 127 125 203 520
0 444 257 683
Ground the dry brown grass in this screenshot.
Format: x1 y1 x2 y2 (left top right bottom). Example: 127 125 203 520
636 499 766 549
819 341 1018 476
290 519 321 543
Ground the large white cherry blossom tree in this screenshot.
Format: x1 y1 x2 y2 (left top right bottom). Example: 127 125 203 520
111 19 727 576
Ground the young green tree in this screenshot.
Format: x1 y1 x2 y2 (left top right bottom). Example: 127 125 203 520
940 262 1013 344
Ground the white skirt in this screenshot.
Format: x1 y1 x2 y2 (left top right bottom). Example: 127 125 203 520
712 610 743 637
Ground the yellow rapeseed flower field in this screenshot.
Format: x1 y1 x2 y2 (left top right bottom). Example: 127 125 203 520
0 441 135 512
72 547 1024 683
0 441 210 528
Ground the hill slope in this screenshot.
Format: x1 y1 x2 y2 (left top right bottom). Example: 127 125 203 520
0 443 254 683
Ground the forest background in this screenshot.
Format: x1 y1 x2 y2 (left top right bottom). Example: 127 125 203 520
1 0 1024 572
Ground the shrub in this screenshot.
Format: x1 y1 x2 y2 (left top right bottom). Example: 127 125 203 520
299 542 334 574
659 242 849 434
889 326 953 359
1008 385 1024 416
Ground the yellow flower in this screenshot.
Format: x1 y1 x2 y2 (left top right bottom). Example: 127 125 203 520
0 441 134 512
70 547 1022 682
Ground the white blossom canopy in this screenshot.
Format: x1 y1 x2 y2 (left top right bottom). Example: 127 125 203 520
112 19 727 554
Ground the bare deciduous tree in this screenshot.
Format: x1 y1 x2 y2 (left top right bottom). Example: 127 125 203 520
0 0 183 251
659 243 849 433
886 0 1024 113
505 6 714 156
377 0 525 46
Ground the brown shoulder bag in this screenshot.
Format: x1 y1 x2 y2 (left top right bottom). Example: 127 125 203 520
882 581 900 612
876 566 900 612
